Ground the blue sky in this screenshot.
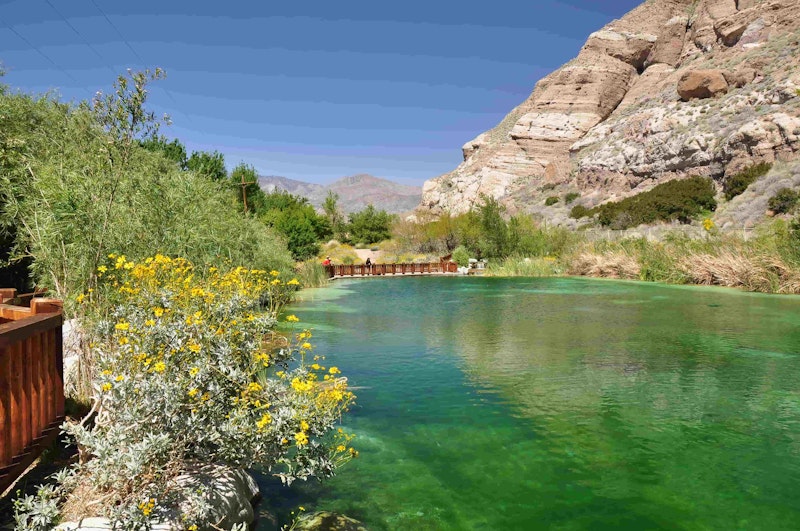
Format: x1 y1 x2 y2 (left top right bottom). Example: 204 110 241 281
0 0 641 185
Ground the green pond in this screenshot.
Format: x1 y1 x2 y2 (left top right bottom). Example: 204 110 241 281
255 277 800 530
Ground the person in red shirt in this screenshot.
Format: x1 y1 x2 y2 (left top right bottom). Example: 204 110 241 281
322 256 331 266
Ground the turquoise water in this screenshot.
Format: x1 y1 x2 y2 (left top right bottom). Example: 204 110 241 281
256 277 800 530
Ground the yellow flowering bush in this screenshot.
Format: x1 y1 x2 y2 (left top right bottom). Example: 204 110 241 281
19 255 355 529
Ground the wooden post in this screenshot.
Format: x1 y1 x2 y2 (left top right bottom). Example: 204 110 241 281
0 289 16 303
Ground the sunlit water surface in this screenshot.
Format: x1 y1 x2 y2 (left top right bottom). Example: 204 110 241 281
255 277 800 530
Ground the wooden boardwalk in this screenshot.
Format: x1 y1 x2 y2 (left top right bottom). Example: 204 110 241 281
325 262 458 279
0 289 64 494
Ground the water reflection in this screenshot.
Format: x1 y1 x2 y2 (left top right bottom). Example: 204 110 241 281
259 277 800 530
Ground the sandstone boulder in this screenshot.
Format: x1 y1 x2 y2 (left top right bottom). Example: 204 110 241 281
677 69 729 100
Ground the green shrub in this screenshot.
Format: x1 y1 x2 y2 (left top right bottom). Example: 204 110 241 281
545 196 559 206
564 192 580 204
452 245 470 267
723 162 772 200
768 187 800 214
570 205 592 219
594 176 717 229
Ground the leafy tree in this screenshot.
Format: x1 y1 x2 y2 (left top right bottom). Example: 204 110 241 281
187 150 227 181
260 190 331 260
347 204 393 245
478 195 508 258
139 135 187 169
452 245 470 267
323 191 346 241
230 163 267 214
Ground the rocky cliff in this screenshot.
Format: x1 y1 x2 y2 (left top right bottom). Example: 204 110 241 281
418 0 800 227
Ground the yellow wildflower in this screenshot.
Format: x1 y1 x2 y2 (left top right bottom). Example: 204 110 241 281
115 322 130 331
295 432 309 445
300 420 310 431
301 342 312 350
76 293 86 304
336 444 346 452
115 375 124 382
189 367 200 377
270 270 280 277
188 388 199 398
101 383 112 392
329 366 341 375
97 265 108 274
256 413 272 430
153 362 166 373
246 382 263 393
285 314 300 323
187 342 201 353
144 319 155 327
287 278 300 286
153 307 164 317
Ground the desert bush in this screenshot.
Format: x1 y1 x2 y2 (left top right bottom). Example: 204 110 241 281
723 162 772 200
570 205 592 219
564 192 580 204
768 187 799 214
14 256 355 529
544 196 559 206
594 177 717 228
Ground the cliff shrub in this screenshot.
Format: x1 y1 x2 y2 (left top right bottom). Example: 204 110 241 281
544 196 559 206
570 205 592 219
564 192 580 204
14 255 355 529
594 177 717 229
768 187 799 214
723 162 772 200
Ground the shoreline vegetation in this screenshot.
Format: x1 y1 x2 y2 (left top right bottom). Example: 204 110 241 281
0 71 356 530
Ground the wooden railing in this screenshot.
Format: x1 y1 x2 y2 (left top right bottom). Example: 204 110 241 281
0 288 64 494
325 261 458 278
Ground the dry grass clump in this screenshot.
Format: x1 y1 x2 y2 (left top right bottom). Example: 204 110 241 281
568 251 641 279
681 251 800 293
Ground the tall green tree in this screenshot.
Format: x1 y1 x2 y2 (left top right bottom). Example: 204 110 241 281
230 163 267 215
347 204 393 245
478 195 508 258
139 135 188 169
187 150 227 181
260 190 331 260
322 190 345 241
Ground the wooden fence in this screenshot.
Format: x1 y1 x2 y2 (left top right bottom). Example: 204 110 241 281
325 261 458 279
0 288 64 494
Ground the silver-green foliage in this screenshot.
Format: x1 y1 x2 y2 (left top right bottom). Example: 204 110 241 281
0 71 292 302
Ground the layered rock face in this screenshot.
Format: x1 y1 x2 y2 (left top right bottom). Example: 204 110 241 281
419 0 800 223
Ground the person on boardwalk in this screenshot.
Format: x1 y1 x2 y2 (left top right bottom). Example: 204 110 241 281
365 257 372 267
322 256 331 266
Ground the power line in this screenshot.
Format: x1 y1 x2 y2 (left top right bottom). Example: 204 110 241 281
0 15 93 97
44 0 116 76
87 0 194 126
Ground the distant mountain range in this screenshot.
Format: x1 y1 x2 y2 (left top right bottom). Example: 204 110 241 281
258 173 422 214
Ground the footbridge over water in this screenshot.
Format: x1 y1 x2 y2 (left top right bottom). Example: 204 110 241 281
325 262 458 279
